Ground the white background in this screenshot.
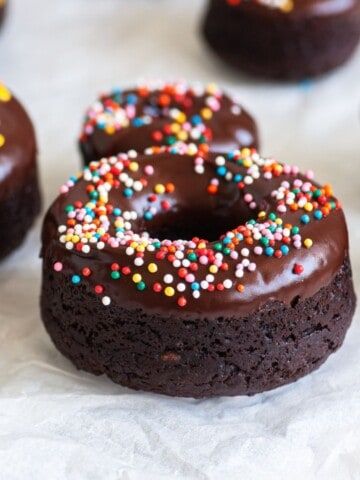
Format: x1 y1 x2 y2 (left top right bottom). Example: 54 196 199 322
0 1 360 479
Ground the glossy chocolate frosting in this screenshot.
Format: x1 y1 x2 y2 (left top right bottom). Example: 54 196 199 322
223 0 360 17
0 84 38 201
79 83 258 164
42 146 348 319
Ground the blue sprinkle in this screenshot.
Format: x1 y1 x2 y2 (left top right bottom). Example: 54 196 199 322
234 174 243 182
126 94 138 105
216 166 227 177
113 208 122 216
123 188 133 198
144 211 153 221
281 245 290 255
132 117 145 127
314 210 323 220
301 214 310 224
265 247 274 257
191 115 202 125
71 275 81 285
191 282 200 291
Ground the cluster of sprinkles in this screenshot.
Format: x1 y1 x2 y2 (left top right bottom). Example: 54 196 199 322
0 83 11 149
80 82 242 152
53 143 339 309
226 0 294 13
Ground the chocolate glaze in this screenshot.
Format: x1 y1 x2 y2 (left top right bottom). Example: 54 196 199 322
79 85 258 164
0 90 37 200
202 0 360 79
228 0 360 17
0 85 41 260
41 150 349 319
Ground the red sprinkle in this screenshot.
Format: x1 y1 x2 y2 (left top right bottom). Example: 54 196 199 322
293 263 304 275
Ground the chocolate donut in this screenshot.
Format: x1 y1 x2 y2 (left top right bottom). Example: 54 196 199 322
0 83 41 261
0 0 6 28
202 0 360 80
79 82 258 164
41 144 355 397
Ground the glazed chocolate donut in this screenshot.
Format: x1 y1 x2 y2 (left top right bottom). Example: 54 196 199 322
79 82 258 164
41 143 355 397
202 0 360 80
0 0 6 28
0 83 41 261
41 145 355 397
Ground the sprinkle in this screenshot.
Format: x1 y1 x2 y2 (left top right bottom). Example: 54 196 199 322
71 275 81 285
164 286 175 297
53 262 63 272
57 144 339 309
102 296 111 306
293 263 304 275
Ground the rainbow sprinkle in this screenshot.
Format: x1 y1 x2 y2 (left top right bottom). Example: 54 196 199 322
53 144 339 309
80 82 243 153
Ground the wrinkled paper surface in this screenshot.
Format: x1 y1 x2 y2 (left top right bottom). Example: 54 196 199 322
1 1 360 478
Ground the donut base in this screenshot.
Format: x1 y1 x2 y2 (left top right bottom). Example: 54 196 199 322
202 2 360 80
41 257 356 398
0 167 41 261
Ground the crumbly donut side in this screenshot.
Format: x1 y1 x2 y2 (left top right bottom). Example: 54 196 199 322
41 256 355 397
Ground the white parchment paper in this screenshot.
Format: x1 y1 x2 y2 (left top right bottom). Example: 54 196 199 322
1 1 360 478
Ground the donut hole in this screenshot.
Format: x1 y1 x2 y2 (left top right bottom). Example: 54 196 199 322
143 204 256 242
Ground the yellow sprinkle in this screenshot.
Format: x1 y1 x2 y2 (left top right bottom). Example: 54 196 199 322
198 242 206 249
71 235 80 244
275 218 283 225
176 112 187 124
148 263 158 273
105 125 115 135
304 202 313 212
0 134 5 148
201 108 213 120
188 144 198 156
242 148 251 157
0 84 11 102
132 273 142 284
243 158 253 168
154 184 165 194
171 123 181 134
258 211 266 219
177 131 188 142
129 162 139 172
304 238 313 249
164 286 175 297
281 0 294 12
206 83 218 95
209 265 218 274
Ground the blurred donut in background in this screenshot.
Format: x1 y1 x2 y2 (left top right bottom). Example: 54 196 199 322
202 0 360 80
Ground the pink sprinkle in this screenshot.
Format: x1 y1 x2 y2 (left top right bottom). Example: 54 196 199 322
60 185 69 194
144 165 154 176
53 262 63 272
254 246 263 255
283 165 291 174
244 193 253 203
306 170 314 179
